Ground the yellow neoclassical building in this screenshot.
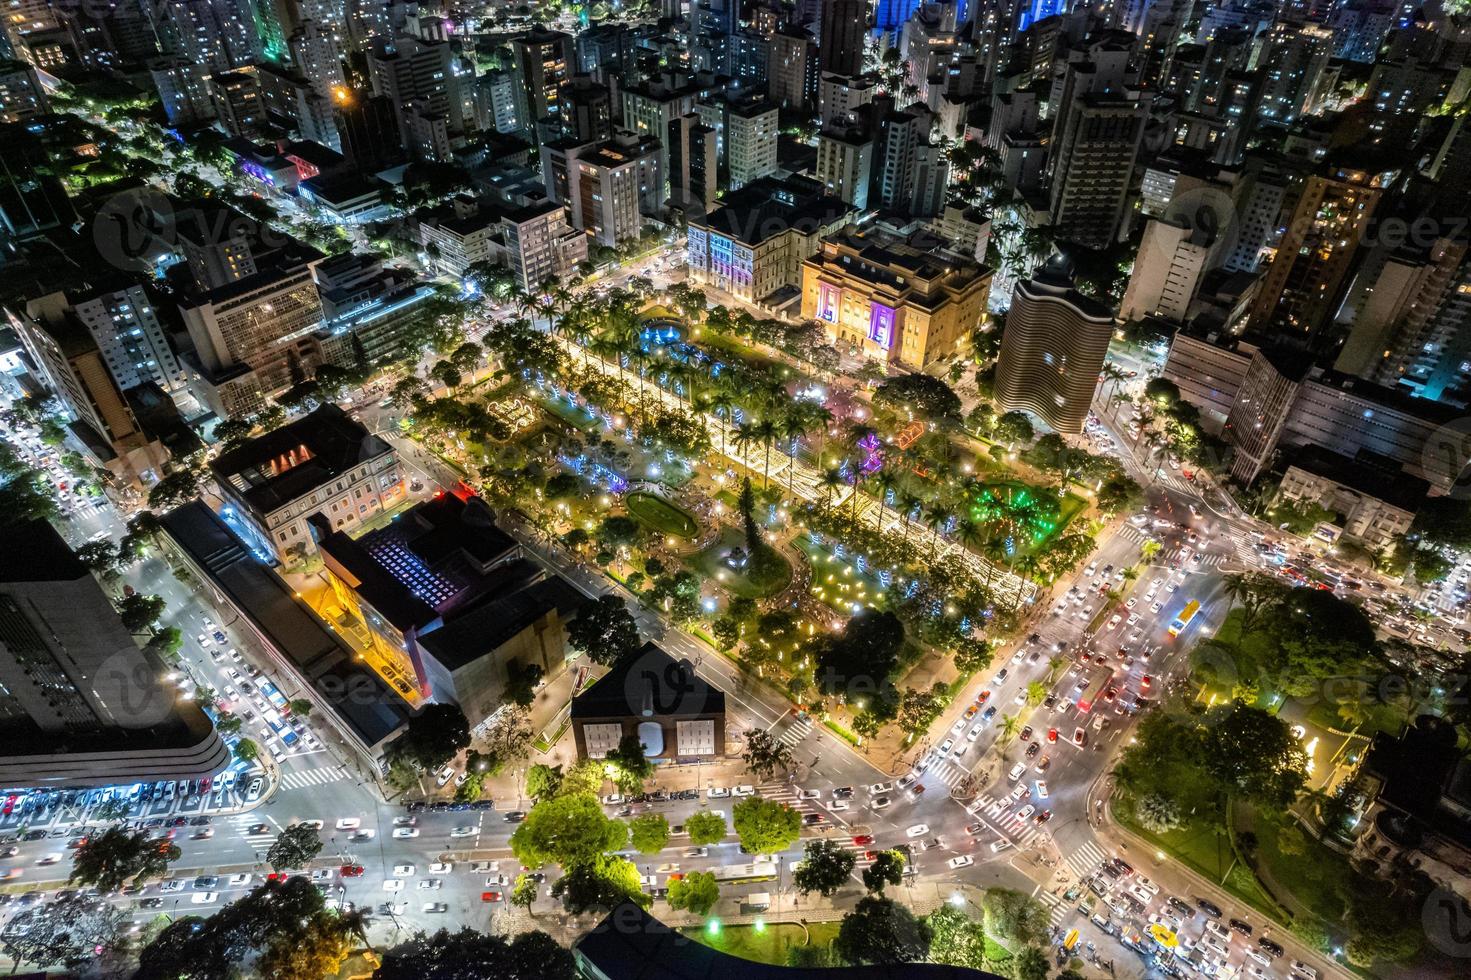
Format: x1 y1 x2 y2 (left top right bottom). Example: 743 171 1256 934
801 227 992 372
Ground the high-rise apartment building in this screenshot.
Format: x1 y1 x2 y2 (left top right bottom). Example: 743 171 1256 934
768 26 818 112
543 132 663 248
1247 167 1383 346
1119 216 1213 323
994 256 1115 434
1047 94 1145 249
668 113 718 212
817 125 874 209
0 519 230 789
819 0 867 76
511 26 574 143
725 99 778 189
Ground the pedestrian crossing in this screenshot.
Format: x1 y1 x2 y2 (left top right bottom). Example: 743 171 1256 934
967 791 1047 849
1114 525 1226 569
925 756 972 792
1037 889 1069 925
777 715 813 748
278 765 348 791
1065 840 1110 881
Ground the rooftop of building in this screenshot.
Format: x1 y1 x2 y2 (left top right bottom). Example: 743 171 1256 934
570 642 725 721
575 903 1003 979
1285 445 1429 513
312 494 519 632
1017 254 1114 320
817 225 988 287
692 176 853 247
301 171 387 206
0 516 89 583
157 502 409 748
209 404 394 517
1363 716 1471 852
419 572 584 672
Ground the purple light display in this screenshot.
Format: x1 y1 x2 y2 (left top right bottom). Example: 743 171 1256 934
868 302 896 350
857 432 883 475
817 282 840 323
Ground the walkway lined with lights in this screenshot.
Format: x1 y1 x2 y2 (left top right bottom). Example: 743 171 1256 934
541 331 1041 610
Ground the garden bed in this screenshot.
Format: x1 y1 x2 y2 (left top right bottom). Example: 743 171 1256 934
683 921 839 965
626 491 699 537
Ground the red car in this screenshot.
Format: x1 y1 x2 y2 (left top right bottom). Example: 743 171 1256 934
1141 675 1152 690
266 873 288 882
976 690 991 704
852 835 874 846
340 865 364 878
481 891 502 902
1047 728 1059 743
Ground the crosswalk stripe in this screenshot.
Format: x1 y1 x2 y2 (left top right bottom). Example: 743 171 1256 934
278 766 347 790
1065 840 1110 879
1037 889 1069 924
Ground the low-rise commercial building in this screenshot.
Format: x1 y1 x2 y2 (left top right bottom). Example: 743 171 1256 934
571 642 725 761
801 226 992 372
687 176 852 307
209 404 404 563
1278 446 1425 552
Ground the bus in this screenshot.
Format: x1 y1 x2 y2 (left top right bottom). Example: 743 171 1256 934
1076 667 1112 714
712 860 779 884
1168 600 1201 638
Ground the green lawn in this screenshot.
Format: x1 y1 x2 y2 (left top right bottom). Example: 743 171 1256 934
626 491 699 537
1249 811 1352 925
683 921 840 965
691 529 793 599
1114 802 1276 913
792 534 887 614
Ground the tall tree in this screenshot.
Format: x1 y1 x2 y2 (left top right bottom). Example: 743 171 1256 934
835 896 932 965
740 728 794 781
266 823 323 871
793 839 856 897
731 795 801 854
566 594 642 666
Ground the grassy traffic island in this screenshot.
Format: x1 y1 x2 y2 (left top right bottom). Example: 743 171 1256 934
626 490 700 538
683 920 839 965
692 528 793 599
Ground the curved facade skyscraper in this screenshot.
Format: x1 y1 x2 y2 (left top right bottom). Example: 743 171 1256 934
994 255 1115 434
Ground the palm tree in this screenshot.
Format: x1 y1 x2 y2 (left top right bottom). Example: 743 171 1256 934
733 421 762 478
898 491 923 549
779 408 810 496
924 504 950 560
709 391 737 458
999 713 1021 745
755 416 780 487
820 467 845 512
1025 680 1047 706
873 470 898 529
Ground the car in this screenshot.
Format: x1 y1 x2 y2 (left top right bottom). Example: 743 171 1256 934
227 873 252 886
480 890 503 903
867 782 892 794
391 864 415 877
417 880 442 891
1008 762 1026 781
382 879 405 892
1245 949 1272 967
138 897 164 909
390 825 421 839
422 903 448 913
947 855 975 869
995 668 1009 683
802 813 825 825
706 787 730 798
298 820 324 831
1017 805 1035 820
908 783 926 798
392 816 417 827
828 799 850 811
36 853 61 866
872 796 891 809
1290 961 1318 979
962 705 978 721
1034 755 1051 773
732 785 755 796
191 892 219 905
193 875 219 889
1197 897 1223 918
1034 780 1048 799
797 789 821 800
1034 810 1052 824
434 766 455 787
990 838 1012 853
967 723 984 741
428 862 453 874
1019 725 1033 741
939 739 954 755
1125 597 1137 609
334 818 361 831
852 835 874 846
906 824 930 837
451 826 477 838
1047 727 1058 743
951 717 968 734
1072 727 1087 747
1258 937 1284 958
503 811 526 823
1166 896 1196 919
1230 918 1254 937
982 705 997 721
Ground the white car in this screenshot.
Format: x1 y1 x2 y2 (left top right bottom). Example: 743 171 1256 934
706 787 730 799
391 864 415 877
393 816 417 827
990 839 1012 853
310 869 334 882
906 824 930 838
191 892 219 905
382 880 404 892
227 873 252 886
422 902 448 913
434 766 454 787
1011 648 1025 664
1017 805 1035 820
428 862 453 874
828 800 850 811
451 826 477 838
951 717 967 733
334 818 361 830
867 782 892 794
392 828 419 839
1034 781 1048 799
417 880 442 890
732 785 754 796
938 739 954 755
871 796 891 810
797 789 820 800
947 855 975 869
36 853 62 866
967 723 984 741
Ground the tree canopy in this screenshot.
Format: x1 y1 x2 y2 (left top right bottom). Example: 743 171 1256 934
731 794 801 854
566 594 642 666
373 926 574 980
834 896 932 965
792 839 855 897
389 703 471 772
872 374 962 421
